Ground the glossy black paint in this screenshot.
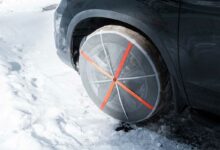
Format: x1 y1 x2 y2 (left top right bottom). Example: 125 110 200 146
179 0 220 115
54 0 220 116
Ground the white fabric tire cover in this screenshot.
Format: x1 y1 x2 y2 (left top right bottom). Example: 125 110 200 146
79 26 161 123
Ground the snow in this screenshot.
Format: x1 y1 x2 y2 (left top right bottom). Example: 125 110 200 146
0 0 58 12
0 1 218 150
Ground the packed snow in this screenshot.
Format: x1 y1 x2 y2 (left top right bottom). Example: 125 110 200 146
0 1 219 150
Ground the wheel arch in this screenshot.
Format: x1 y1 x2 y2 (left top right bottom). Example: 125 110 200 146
67 10 170 70
66 9 188 111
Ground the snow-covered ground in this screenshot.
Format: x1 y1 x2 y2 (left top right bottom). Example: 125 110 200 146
0 0 58 12
0 1 219 150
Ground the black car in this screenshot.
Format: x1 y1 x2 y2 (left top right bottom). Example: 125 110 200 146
54 0 220 123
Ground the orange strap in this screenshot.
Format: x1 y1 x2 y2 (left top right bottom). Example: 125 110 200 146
114 42 133 78
100 82 116 110
100 42 133 109
117 81 153 110
80 42 154 111
80 50 113 79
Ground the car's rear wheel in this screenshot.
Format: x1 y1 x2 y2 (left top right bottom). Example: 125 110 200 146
79 25 171 123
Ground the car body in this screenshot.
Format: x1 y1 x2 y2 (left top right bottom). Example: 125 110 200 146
54 0 220 120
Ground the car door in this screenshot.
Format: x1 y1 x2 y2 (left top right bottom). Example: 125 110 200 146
179 0 220 115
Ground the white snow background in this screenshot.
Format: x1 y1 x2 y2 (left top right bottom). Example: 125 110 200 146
0 0 219 150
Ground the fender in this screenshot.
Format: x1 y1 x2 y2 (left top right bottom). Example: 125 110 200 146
67 10 174 74
65 8 188 111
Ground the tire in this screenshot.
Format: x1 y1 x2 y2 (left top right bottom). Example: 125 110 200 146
79 25 171 123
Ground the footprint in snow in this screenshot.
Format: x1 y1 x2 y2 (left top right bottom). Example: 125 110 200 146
31 94 37 101
8 61 21 72
0 37 5 43
12 45 23 53
31 78 38 88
